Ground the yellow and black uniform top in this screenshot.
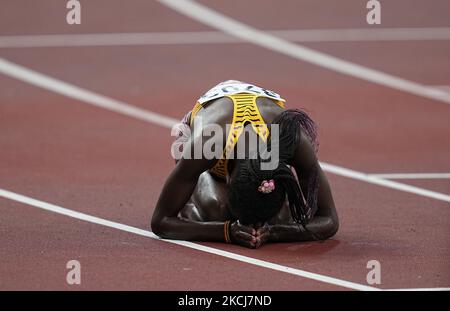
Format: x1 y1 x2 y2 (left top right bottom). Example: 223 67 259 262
190 80 285 179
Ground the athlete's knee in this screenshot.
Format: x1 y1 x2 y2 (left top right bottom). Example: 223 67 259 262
201 195 227 211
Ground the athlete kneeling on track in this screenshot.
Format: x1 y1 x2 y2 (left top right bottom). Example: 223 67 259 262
151 80 339 249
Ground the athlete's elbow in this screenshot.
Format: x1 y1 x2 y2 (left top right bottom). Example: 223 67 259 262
151 215 164 237
151 215 177 240
323 215 339 239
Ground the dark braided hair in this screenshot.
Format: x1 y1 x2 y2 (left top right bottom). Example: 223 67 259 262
227 109 320 228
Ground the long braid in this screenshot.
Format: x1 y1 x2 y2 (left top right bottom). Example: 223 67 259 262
270 109 320 225
227 109 322 239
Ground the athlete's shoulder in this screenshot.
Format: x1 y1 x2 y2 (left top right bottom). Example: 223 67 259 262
192 96 233 129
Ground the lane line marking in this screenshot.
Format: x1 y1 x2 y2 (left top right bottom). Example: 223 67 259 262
0 187 379 291
385 287 450 291
434 85 450 92
157 0 450 105
1 57 449 203
272 27 450 42
0 31 237 48
0 59 175 129
2 27 450 48
368 173 450 179
321 163 450 202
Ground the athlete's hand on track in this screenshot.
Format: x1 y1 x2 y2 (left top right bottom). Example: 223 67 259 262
254 222 270 248
230 220 257 248
229 221 271 249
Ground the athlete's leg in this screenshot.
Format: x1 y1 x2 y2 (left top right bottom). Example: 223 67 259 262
178 171 233 222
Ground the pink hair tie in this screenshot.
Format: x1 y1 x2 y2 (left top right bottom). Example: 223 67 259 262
258 179 275 194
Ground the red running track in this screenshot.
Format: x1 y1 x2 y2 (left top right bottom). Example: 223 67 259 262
0 0 449 290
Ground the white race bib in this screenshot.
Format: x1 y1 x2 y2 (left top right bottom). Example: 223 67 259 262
197 80 285 104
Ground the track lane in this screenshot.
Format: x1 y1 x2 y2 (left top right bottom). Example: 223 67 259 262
1 0 449 291
1 198 344 290
0 0 210 36
197 0 450 29
2 42 449 174
1 72 449 289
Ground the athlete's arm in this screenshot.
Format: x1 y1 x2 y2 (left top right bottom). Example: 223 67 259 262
152 157 257 248
151 123 255 247
268 130 339 242
151 154 227 241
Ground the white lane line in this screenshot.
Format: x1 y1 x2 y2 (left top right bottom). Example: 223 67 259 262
369 173 450 179
0 59 175 129
434 85 450 92
157 0 450 105
0 187 379 291
272 27 450 42
385 287 450 291
1 57 449 204
0 32 237 48
322 163 450 203
2 27 450 48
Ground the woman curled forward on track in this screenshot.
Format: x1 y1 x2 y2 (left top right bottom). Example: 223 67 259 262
151 80 339 249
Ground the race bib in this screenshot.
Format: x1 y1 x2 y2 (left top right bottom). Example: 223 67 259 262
197 80 285 104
